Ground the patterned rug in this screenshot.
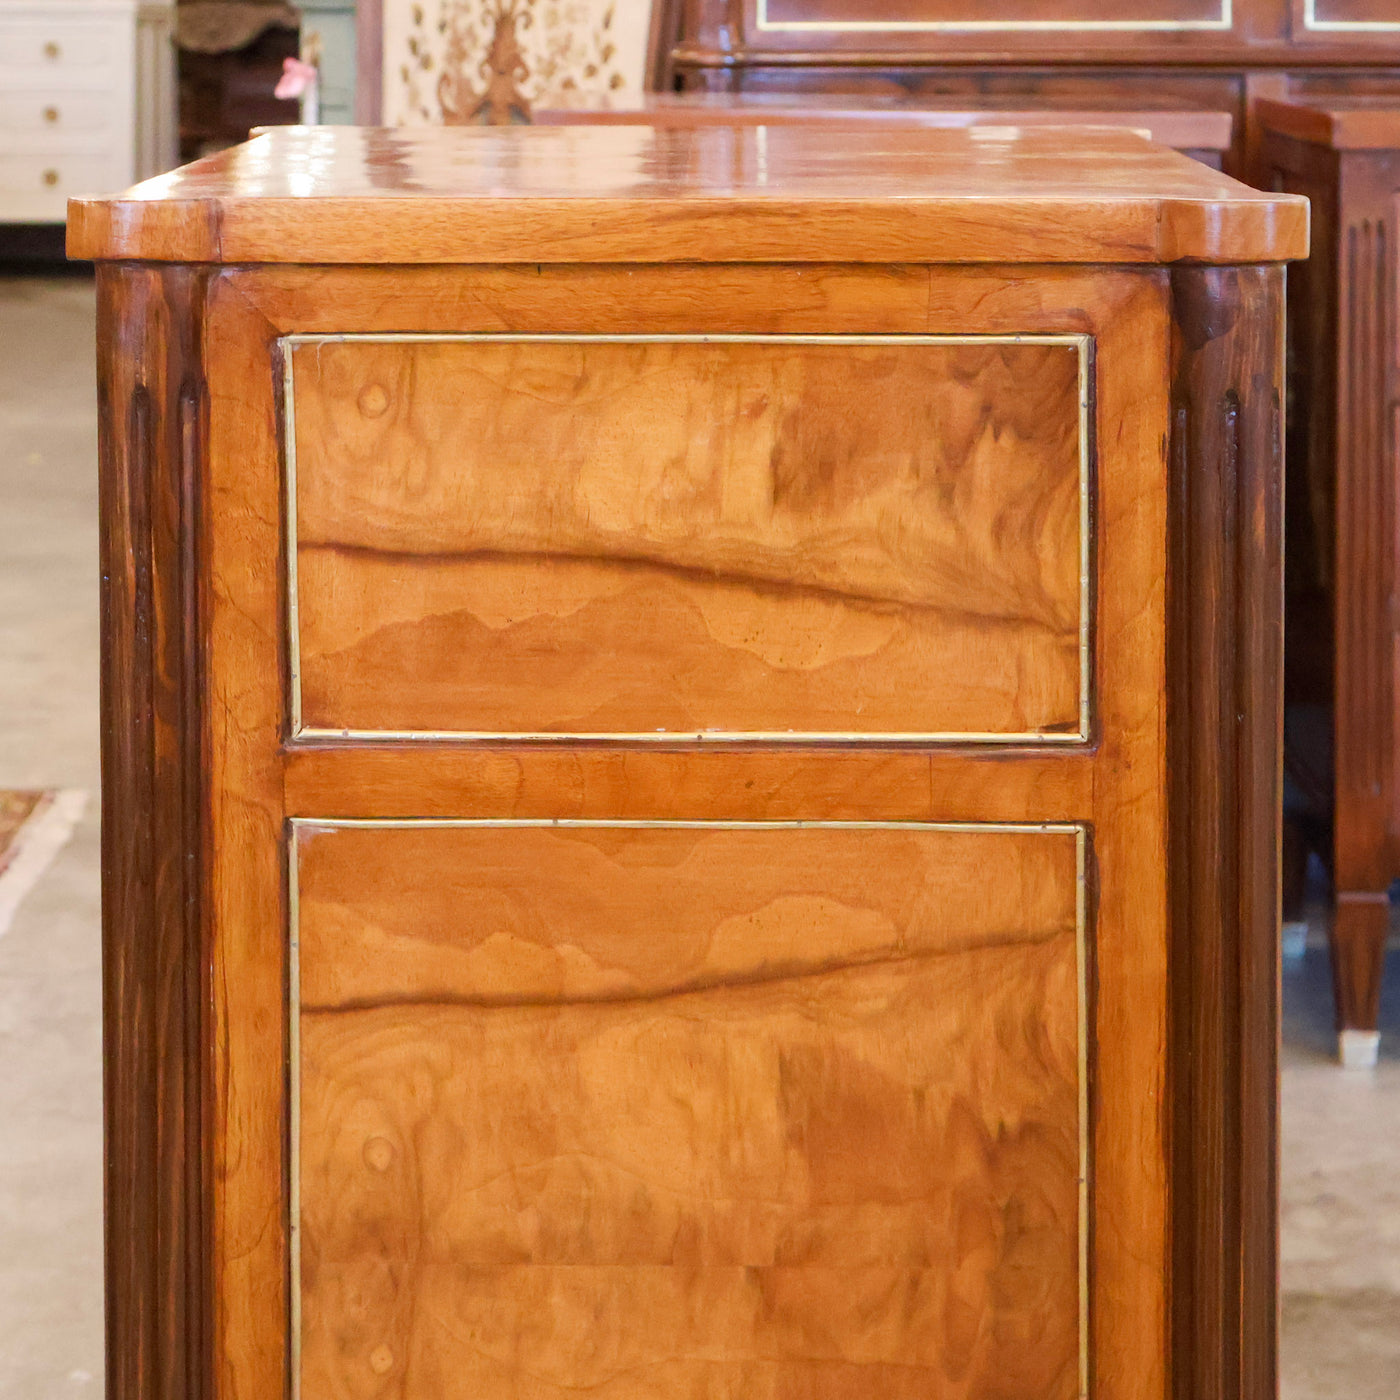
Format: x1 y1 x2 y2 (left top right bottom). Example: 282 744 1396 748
0 789 86 938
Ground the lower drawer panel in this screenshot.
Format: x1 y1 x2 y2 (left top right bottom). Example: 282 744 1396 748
0 152 126 220
292 819 1086 1400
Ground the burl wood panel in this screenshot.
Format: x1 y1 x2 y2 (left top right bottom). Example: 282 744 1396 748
201 263 1171 1400
288 335 1088 741
294 820 1085 1400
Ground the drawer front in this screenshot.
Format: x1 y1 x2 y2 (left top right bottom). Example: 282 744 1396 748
0 153 126 220
0 91 119 151
287 334 1090 743
292 818 1086 1400
0 18 124 78
0 153 126 219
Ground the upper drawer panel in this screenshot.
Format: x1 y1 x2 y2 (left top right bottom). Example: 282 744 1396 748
287 334 1089 743
0 20 125 87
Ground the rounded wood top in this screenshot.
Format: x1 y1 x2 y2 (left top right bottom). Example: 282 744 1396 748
67 123 1308 265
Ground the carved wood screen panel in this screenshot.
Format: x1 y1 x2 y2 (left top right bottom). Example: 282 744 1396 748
381 0 655 123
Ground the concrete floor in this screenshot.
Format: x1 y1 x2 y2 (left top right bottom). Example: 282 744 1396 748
0 273 1396 1398
0 275 102 1400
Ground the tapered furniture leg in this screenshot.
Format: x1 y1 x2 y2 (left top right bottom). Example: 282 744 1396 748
1259 100 1400 1069
1332 893 1387 1067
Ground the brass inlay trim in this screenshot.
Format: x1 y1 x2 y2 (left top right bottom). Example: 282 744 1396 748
1302 0 1400 28
286 816 1092 1400
755 0 1230 31
282 332 1094 747
1076 825 1089 1400
287 832 302 1400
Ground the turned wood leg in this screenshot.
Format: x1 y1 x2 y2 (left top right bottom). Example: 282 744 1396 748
1331 893 1387 1067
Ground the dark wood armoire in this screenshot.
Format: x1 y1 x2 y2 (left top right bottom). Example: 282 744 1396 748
664 0 1400 178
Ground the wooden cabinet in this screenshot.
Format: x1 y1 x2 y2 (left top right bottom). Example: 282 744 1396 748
531 94 1236 167
663 0 1400 179
1261 98 1400 1066
69 124 1306 1400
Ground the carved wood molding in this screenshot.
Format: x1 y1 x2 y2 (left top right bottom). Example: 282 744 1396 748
1167 263 1283 1400
1335 212 1396 833
98 264 213 1400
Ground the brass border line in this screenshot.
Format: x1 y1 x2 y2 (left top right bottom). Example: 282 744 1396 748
292 726 1089 744
281 332 1094 747
1076 825 1090 1400
285 816 1092 1399
1077 336 1092 744
1302 0 1400 28
287 831 302 1400
291 816 1083 831
755 0 1230 30
284 345 303 739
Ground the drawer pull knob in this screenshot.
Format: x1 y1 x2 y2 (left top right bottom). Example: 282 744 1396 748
43 105 60 124
43 40 61 60
42 169 60 187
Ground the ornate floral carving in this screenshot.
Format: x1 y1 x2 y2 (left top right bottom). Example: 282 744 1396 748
386 0 651 124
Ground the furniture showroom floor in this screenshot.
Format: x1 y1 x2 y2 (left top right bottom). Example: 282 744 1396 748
0 273 1395 1400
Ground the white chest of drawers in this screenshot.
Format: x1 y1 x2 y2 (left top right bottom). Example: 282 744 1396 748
0 0 175 223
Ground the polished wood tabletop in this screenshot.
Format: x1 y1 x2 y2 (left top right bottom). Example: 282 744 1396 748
533 92 1236 153
68 122 1307 265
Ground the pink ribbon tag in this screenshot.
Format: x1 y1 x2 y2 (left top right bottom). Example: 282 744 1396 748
275 57 318 101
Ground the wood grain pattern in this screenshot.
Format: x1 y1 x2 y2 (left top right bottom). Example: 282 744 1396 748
202 273 292 1400
1167 263 1284 1400
293 820 1084 1400
294 820 1081 1007
289 335 1086 740
187 261 1176 1400
531 94 1235 160
97 262 214 1400
83 253 1217 1400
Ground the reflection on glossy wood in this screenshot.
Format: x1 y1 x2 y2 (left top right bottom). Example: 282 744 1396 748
290 335 1085 739
65 124 1308 266
532 94 1235 164
295 821 1083 1400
